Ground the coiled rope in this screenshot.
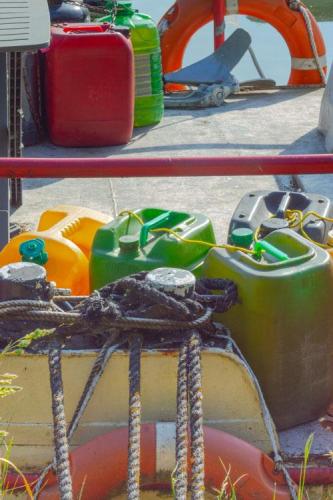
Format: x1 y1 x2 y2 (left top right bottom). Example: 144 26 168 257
3 272 294 499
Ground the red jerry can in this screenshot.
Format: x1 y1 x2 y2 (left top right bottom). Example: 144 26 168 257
45 23 134 147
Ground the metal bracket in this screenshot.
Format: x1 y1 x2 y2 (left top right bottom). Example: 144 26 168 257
164 82 239 109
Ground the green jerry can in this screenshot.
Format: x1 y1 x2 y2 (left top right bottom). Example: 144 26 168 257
90 208 215 289
203 228 333 430
98 1 164 127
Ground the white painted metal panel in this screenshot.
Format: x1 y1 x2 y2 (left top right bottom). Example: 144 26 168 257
319 64 333 152
0 0 50 51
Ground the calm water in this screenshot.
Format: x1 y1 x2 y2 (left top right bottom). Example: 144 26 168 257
132 0 333 85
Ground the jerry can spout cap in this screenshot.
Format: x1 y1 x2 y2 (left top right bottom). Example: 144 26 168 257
146 268 195 298
231 227 254 248
19 238 48 266
119 235 140 253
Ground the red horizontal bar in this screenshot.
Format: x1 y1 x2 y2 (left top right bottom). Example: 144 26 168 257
0 154 332 178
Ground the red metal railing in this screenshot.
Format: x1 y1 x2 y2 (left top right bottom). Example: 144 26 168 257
0 154 333 178
213 0 226 49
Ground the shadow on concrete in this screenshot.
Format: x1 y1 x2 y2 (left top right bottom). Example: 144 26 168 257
279 127 326 156
163 87 318 116
25 88 318 161
108 142 291 155
23 178 62 190
275 127 329 193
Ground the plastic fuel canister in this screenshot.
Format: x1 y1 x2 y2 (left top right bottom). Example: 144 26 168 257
45 23 134 147
23 2 90 147
90 208 215 290
203 228 333 430
98 1 164 127
0 205 111 295
228 190 333 244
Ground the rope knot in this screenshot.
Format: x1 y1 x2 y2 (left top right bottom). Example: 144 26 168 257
288 0 301 11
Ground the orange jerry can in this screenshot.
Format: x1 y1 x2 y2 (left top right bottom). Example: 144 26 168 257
0 206 111 295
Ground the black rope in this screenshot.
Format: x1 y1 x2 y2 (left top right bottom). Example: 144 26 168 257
128 334 142 500
1 272 238 499
67 332 119 439
188 331 205 499
175 341 189 499
195 278 238 313
48 342 73 500
0 275 237 343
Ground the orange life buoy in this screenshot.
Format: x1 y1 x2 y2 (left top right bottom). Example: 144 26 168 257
39 423 291 499
158 0 326 86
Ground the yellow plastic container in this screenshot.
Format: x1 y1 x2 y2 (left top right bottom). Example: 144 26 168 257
0 205 111 295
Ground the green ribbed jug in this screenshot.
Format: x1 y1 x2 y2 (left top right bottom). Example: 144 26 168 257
99 1 164 127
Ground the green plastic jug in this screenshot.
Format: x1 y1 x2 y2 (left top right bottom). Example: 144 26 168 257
98 1 164 127
90 208 215 289
203 228 333 430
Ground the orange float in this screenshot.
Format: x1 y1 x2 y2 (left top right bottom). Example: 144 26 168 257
159 0 326 86
38 424 291 499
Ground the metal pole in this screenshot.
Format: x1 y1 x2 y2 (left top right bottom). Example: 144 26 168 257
0 52 9 249
213 0 226 50
0 154 333 178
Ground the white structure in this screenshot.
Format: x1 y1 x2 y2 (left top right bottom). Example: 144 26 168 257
319 64 333 153
0 0 50 51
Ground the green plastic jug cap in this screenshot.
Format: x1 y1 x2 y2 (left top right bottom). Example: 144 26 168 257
117 1 132 7
119 235 140 253
19 238 48 266
231 228 254 248
114 1 134 12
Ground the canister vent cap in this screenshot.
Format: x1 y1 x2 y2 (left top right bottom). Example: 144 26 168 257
146 267 195 297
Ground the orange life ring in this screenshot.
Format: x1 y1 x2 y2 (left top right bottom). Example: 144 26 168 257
38 423 291 499
159 0 326 86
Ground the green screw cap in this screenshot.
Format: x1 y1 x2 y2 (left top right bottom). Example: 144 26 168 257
119 235 140 253
231 228 254 248
107 0 134 12
19 239 48 266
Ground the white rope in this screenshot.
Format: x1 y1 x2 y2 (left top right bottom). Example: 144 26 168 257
299 5 326 84
289 0 326 85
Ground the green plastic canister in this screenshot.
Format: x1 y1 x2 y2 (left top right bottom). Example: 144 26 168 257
98 1 164 127
203 228 333 430
90 208 215 289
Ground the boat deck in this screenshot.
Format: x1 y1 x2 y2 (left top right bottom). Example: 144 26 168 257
16 87 328 242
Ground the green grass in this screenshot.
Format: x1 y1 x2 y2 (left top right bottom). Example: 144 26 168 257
0 341 34 499
170 434 314 499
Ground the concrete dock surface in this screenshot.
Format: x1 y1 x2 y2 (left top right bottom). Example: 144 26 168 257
14 87 329 242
